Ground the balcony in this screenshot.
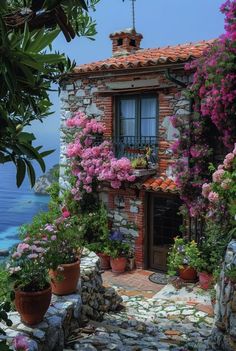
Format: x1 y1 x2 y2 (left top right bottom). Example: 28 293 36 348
113 136 158 177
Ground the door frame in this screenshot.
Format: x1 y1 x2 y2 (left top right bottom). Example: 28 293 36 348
144 191 182 271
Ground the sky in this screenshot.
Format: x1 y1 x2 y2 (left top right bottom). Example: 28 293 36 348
31 0 225 172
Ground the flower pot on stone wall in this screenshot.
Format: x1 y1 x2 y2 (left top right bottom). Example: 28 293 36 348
97 253 111 270
50 259 80 295
198 271 213 290
110 257 127 274
179 265 198 282
14 285 51 325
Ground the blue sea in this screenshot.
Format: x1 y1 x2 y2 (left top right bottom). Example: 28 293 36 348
0 163 50 251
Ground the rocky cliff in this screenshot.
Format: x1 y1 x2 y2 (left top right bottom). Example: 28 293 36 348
34 164 59 194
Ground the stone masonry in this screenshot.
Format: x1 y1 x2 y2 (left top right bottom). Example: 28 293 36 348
211 240 236 351
59 69 191 268
2 251 121 351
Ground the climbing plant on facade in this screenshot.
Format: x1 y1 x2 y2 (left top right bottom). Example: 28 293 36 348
65 112 135 206
172 0 236 217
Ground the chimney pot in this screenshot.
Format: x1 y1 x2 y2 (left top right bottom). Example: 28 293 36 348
109 28 143 56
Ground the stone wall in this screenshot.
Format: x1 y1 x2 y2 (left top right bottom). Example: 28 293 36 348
211 240 236 351
3 252 122 351
59 70 191 268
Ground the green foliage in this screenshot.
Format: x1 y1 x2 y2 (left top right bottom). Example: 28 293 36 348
225 265 236 282
131 157 147 169
0 265 11 305
109 241 130 259
19 206 60 240
0 0 100 186
8 239 50 292
43 215 83 270
79 203 109 245
167 237 202 276
198 221 232 275
0 301 12 351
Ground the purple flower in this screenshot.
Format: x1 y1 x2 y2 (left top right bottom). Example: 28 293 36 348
13 335 29 351
45 224 55 232
110 230 123 241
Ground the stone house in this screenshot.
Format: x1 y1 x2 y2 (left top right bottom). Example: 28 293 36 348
60 28 212 271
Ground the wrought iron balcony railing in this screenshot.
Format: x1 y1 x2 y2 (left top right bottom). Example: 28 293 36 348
112 136 158 164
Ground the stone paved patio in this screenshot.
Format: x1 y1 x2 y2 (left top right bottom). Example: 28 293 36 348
64 270 219 351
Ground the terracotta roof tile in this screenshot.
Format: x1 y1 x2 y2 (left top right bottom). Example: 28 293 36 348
74 40 214 74
142 177 178 193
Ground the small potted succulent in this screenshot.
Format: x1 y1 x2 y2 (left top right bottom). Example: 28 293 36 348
109 230 130 274
131 157 147 169
8 238 51 325
167 237 202 282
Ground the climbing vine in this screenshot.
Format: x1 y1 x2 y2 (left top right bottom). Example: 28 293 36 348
172 0 236 217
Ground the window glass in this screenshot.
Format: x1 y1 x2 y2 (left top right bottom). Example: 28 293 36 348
141 119 156 137
120 99 135 119
141 98 156 118
121 119 135 137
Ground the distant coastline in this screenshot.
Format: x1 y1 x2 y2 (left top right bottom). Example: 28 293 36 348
34 164 59 194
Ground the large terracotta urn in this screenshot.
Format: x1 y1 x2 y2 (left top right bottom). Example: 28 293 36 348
14 285 52 325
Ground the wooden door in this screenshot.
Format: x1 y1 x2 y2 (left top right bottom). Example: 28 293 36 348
148 194 182 271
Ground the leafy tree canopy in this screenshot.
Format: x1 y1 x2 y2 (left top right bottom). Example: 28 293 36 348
0 0 100 187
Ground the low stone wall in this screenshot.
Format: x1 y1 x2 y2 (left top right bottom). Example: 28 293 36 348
211 240 236 351
3 251 122 351
79 250 122 323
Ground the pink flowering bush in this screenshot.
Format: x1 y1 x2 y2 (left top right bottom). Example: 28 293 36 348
202 144 236 220
171 0 236 217
42 213 83 270
8 237 49 292
65 112 135 201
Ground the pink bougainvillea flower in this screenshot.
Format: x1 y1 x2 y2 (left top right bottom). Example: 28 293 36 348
212 169 225 183
221 178 232 190
16 243 30 253
202 183 212 198
208 191 219 203
61 207 71 218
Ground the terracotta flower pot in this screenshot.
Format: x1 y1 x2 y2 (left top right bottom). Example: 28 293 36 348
179 265 198 282
97 253 111 270
198 271 213 290
14 285 52 326
110 257 127 274
50 259 80 295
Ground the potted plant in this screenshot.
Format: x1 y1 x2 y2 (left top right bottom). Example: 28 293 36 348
109 230 130 274
43 213 83 295
131 157 147 169
87 242 111 270
8 238 51 325
167 237 202 282
196 253 214 290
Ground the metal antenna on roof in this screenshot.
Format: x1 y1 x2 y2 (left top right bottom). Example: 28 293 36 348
131 0 136 30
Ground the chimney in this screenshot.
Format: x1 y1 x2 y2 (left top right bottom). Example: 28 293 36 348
110 28 143 56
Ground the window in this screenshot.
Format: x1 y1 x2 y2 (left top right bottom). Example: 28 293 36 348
117 94 157 139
